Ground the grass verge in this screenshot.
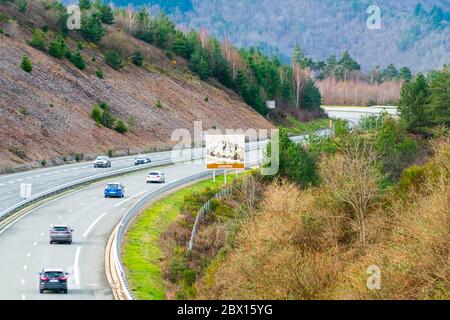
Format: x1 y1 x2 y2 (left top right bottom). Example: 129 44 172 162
121 173 236 300
286 117 330 135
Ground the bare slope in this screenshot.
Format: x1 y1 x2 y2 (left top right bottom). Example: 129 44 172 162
0 20 272 170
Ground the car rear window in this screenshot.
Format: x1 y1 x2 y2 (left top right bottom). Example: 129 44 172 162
53 227 68 232
97 156 108 160
107 184 119 189
149 172 160 176
44 272 64 278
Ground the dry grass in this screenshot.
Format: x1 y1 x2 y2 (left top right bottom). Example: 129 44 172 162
200 135 449 300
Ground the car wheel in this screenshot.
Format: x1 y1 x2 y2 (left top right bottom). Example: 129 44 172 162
68 241 72 245
39 289 44 294
50 240 53 244
63 289 68 294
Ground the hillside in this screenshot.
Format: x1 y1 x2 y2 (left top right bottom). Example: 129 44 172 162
118 0 450 73
0 1 273 172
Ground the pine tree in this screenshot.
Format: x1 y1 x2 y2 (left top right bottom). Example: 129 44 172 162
48 36 68 59
398 66 412 81
427 67 450 126
28 29 46 51
69 51 86 70
398 74 430 131
81 13 105 43
130 51 144 67
301 79 322 110
382 64 398 81
20 54 32 73
99 3 114 25
105 50 124 70
79 0 91 10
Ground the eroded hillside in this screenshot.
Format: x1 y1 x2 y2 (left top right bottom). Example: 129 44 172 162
0 3 272 171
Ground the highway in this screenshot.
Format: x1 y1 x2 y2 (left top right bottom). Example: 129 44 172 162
0 107 390 300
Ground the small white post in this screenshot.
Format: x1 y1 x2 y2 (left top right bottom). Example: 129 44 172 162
235 169 238 180
213 170 216 182
224 170 227 185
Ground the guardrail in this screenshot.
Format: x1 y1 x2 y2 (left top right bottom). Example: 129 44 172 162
110 169 226 300
0 142 266 222
187 185 233 252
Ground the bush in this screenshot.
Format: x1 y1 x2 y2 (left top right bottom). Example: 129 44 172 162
20 55 32 73
95 68 104 79
91 105 102 124
114 119 128 134
155 99 162 108
81 13 105 43
48 36 68 58
18 106 29 116
68 51 86 70
130 51 144 67
18 0 27 13
9 145 26 159
98 3 114 24
105 50 124 70
28 29 46 50
101 109 115 128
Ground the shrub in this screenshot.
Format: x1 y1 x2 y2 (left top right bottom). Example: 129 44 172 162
9 145 26 159
74 153 84 162
91 105 102 124
28 29 46 50
155 99 162 108
95 68 104 79
100 109 115 128
130 51 144 67
18 0 27 13
98 3 114 24
68 51 86 70
107 149 114 157
77 41 84 50
166 51 175 60
81 13 105 43
114 119 128 134
40 159 47 166
48 36 68 58
204 96 209 102
18 106 29 116
20 55 32 73
105 50 124 70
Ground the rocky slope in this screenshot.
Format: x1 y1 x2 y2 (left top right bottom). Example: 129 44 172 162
0 6 272 172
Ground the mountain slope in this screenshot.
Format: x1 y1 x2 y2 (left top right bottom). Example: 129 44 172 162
122 0 450 72
0 3 272 171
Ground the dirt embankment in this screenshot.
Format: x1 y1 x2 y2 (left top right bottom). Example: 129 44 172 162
0 22 272 172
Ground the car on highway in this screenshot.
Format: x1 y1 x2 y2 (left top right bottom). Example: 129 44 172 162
49 225 74 244
39 268 69 294
135 155 152 165
146 171 166 183
104 182 125 198
93 156 111 168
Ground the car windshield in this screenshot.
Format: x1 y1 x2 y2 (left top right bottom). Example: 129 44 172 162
97 156 108 160
107 184 119 189
149 172 160 176
137 156 146 159
53 227 68 232
43 271 64 278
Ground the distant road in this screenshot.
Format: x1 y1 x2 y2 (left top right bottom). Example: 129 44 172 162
322 105 398 124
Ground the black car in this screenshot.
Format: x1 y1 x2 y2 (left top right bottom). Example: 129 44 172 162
39 268 69 294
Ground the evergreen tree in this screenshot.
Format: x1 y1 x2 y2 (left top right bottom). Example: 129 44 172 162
114 119 128 134
100 109 115 128
68 51 86 70
20 54 32 73
130 51 144 67
81 13 105 43
48 36 68 59
171 32 188 58
79 0 91 10
427 67 450 126
28 29 46 51
99 3 114 25
398 74 430 131
301 79 322 110
398 66 412 81
189 47 211 80
105 50 124 70
382 64 398 81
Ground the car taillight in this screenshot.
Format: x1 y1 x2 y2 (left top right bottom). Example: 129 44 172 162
58 276 67 281
40 277 48 281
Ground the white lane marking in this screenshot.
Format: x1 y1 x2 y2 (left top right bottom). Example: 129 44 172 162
115 190 149 208
80 202 85 206
17 179 23 182
74 246 81 286
33 242 37 246
21 279 25 284
27 253 31 258
58 216 63 219
0 183 4 186
21 294 26 300
68 209 74 213
25 177 31 180
40 233 44 237
93 196 98 200
8 181 13 184
83 212 107 238
23 265 27 270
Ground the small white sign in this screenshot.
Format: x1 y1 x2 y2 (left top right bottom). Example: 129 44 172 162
20 183 32 199
266 101 276 109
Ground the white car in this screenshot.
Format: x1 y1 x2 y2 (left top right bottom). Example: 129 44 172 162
146 171 166 183
93 156 111 168
134 155 152 165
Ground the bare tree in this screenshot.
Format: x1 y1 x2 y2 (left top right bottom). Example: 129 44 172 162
292 62 308 109
233 174 263 216
126 5 137 33
319 137 381 245
199 27 209 48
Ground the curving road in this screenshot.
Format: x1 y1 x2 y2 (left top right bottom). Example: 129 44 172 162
0 108 389 300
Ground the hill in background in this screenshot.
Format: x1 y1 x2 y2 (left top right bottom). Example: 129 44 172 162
110 0 450 72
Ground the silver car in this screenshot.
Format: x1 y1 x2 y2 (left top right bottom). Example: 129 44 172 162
50 225 73 244
93 156 111 168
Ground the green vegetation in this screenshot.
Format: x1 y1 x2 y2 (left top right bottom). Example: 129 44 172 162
90 102 127 133
398 66 450 134
80 12 105 43
68 51 86 70
114 119 128 134
130 51 144 67
122 174 235 300
28 29 46 51
98 2 114 24
48 36 68 58
18 106 29 116
20 55 32 73
95 68 104 79
155 99 162 108
17 0 27 13
286 117 330 135
105 50 124 70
